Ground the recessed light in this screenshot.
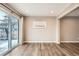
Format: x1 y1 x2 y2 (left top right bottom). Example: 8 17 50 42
50 10 54 14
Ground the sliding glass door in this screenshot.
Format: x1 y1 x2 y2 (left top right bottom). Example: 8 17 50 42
0 10 9 55
0 10 19 55
10 16 19 48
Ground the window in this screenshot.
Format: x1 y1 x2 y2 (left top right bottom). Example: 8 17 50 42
0 9 19 55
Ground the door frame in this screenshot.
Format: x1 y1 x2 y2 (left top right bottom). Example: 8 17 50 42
56 4 79 44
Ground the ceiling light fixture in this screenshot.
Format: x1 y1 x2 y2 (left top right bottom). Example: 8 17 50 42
50 10 54 14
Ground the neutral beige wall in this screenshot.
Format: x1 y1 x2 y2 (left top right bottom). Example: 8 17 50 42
60 17 79 42
24 16 56 42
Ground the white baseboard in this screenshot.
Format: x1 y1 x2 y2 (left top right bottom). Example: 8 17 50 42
61 41 79 43
23 41 57 43
23 41 79 43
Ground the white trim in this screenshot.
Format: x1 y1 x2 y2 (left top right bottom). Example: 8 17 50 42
19 17 24 45
57 4 79 19
23 41 56 43
61 41 79 43
56 19 60 44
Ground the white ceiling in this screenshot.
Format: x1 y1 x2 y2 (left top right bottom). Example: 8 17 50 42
8 3 71 16
66 7 79 16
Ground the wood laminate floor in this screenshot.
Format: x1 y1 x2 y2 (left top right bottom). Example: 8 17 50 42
6 43 79 56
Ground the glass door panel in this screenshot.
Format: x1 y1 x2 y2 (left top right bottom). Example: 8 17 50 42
10 16 19 48
0 10 9 55
0 9 19 55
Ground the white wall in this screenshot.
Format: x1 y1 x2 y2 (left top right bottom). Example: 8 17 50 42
24 16 56 42
60 17 79 42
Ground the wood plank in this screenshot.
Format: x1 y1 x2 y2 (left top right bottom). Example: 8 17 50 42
6 43 79 56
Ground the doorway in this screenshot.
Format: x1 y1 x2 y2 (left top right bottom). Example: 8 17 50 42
60 7 79 43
